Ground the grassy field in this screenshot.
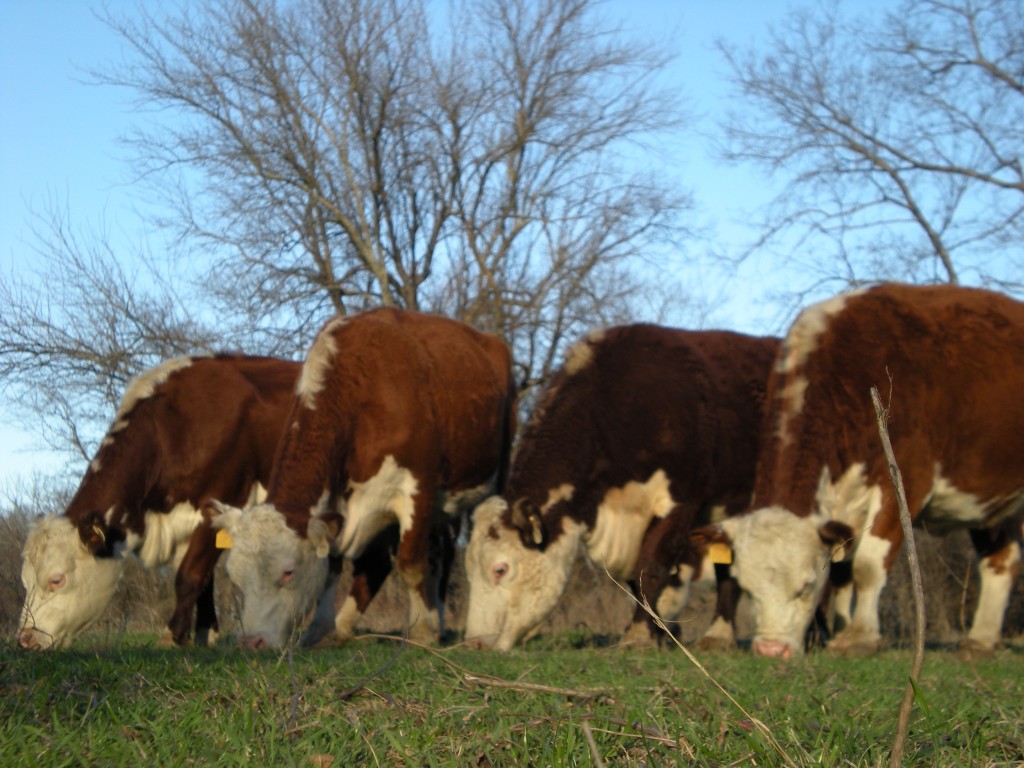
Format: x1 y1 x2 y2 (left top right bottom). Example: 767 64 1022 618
1 632 1022 767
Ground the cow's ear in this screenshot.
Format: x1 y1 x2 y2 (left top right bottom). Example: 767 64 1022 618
306 517 335 559
208 499 243 532
509 498 545 547
818 520 855 562
77 511 115 557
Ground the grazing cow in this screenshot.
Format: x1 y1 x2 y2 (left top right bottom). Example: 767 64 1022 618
463 324 780 651
210 308 515 649
700 283 1024 658
18 355 299 649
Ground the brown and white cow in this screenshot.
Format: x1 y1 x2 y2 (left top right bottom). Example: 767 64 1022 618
702 283 1024 658
18 355 299 649
463 324 780 651
210 308 515 649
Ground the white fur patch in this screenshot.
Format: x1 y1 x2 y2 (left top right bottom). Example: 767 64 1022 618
297 317 344 407
93 357 195 465
654 564 693 620
586 470 675 578
815 463 882 533
338 455 418 557
334 594 361 642
115 357 195 424
440 481 494 517
125 502 205 568
925 472 1023 533
563 329 605 375
774 290 860 443
843 507 892 643
543 483 575 512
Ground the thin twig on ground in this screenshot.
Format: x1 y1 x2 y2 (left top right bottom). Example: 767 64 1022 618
353 633 603 700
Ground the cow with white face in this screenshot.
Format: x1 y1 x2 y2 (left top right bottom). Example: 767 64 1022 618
20 517 124 648
18 355 298 649
464 324 780 651
700 283 1024 659
211 308 515 649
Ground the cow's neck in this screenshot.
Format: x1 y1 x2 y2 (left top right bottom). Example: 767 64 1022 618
751 434 830 518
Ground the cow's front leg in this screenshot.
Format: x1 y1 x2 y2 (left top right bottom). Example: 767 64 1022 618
396 490 441 644
303 528 399 646
695 562 740 651
301 555 345 646
622 506 700 648
962 524 1021 655
164 525 222 647
827 527 892 657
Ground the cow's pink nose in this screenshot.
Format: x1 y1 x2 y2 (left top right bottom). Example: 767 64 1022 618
752 638 793 659
18 630 42 650
239 634 269 650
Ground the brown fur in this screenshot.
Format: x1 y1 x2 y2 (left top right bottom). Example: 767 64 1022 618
498 324 780 640
65 355 299 644
267 307 516 624
756 283 1024 548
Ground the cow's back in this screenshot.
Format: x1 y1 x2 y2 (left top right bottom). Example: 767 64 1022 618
509 324 779 515
367 309 515 489
68 355 299 538
754 283 1024 514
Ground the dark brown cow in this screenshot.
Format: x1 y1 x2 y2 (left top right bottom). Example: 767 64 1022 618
210 308 516 648
702 283 1024 658
463 324 780 650
19 355 298 649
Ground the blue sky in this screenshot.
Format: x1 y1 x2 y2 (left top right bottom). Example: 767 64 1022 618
0 0 882 488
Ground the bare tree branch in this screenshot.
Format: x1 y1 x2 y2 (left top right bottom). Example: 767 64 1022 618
717 0 1024 297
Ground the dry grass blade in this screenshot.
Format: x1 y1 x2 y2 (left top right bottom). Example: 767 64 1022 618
354 634 603 700
582 721 605 768
607 574 800 768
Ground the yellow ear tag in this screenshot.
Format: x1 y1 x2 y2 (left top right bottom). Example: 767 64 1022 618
708 542 733 565
215 530 233 549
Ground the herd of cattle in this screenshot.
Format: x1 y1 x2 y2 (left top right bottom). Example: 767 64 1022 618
16 284 1024 660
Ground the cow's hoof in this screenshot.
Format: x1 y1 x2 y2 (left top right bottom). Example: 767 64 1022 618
957 638 999 660
155 629 178 649
694 634 737 653
826 634 880 657
195 628 219 648
300 622 334 648
408 626 440 646
618 624 659 649
307 632 351 649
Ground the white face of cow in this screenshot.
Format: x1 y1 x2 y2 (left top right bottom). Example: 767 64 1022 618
19 516 124 649
212 502 330 648
464 497 584 651
722 507 835 659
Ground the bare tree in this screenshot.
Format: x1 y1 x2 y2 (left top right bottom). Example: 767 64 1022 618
0 206 219 465
717 0 1024 300
98 0 691 388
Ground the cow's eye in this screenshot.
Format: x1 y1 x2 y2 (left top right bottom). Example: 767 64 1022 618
490 562 509 584
281 568 296 585
48 574 67 591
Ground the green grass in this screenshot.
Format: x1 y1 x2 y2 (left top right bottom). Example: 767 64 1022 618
1 633 1022 767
